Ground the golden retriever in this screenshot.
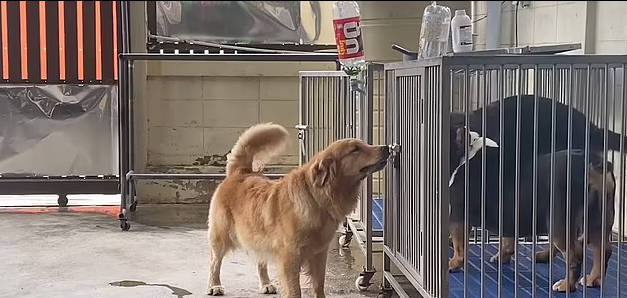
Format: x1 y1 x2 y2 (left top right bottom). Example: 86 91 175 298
206 123 390 298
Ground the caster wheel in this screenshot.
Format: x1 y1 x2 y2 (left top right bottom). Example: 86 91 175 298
57 195 69 207
129 201 137 212
339 234 352 247
377 293 389 298
120 221 131 231
355 276 370 291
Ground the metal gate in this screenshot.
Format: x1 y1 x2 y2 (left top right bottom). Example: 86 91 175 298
382 55 627 298
382 59 449 298
0 1 127 205
298 63 387 291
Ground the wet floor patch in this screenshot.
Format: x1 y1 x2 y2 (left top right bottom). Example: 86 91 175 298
109 280 193 298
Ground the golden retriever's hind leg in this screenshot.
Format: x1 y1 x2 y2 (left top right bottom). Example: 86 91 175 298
206 214 234 296
206 243 227 296
304 250 329 298
256 261 277 294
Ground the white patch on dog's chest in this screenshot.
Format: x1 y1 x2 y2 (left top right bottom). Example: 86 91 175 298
449 131 499 187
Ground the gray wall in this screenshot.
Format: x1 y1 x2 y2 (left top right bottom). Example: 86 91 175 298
473 1 627 54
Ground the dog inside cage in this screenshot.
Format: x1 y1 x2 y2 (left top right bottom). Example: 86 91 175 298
380 57 627 298
447 63 626 297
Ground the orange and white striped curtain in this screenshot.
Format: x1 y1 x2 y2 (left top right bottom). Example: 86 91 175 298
0 1 122 84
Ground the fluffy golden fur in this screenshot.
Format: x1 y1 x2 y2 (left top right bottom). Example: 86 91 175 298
206 123 390 298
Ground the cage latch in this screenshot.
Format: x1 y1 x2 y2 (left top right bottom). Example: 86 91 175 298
295 124 308 158
388 143 401 168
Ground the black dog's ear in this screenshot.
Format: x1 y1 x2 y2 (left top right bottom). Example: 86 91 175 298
450 112 466 127
311 157 336 187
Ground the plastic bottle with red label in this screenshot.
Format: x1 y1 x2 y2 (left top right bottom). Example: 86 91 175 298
332 1 366 76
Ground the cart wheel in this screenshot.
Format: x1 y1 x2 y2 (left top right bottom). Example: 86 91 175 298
339 234 352 247
355 276 370 291
57 194 69 207
129 201 138 212
120 221 131 231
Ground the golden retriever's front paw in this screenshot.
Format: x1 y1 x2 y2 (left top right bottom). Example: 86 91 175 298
260 283 277 294
207 285 225 296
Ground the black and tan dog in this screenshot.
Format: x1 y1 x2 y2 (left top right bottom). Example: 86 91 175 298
450 133 616 292
529 151 616 292
448 95 624 291
449 95 626 179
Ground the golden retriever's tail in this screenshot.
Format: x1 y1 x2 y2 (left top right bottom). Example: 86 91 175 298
226 123 290 176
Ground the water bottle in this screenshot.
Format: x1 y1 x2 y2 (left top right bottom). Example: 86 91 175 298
418 2 452 59
332 1 366 76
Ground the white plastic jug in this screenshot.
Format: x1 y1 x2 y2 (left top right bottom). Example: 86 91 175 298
451 9 473 53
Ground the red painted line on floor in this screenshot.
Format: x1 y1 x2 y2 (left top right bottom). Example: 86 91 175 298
0 205 119 217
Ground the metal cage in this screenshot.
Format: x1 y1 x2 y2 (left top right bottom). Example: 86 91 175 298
381 54 627 298
297 63 388 291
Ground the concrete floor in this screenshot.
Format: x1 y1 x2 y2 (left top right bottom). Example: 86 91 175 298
0 205 392 298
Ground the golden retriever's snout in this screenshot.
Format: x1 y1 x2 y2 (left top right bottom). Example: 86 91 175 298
360 145 391 174
379 145 391 159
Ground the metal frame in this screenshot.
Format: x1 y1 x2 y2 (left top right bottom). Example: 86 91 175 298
117 52 339 231
297 65 385 291
381 57 451 298
347 63 386 292
380 54 627 298
0 176 119 207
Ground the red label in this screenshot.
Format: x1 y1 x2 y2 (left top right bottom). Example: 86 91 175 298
333 16 365 60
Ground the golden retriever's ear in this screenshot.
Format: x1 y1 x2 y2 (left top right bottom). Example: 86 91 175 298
312 157 336 187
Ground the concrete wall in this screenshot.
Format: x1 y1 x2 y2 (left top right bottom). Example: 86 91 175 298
472 1 591 51
595 2 627 54
136 61 336 204
472 1 627 54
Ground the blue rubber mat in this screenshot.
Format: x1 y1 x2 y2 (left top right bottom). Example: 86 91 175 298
449 243 627 298
372 197 384 231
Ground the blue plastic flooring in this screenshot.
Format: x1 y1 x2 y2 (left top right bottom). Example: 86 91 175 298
370 198 627 297
372 197 384 231
448 243 627 298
